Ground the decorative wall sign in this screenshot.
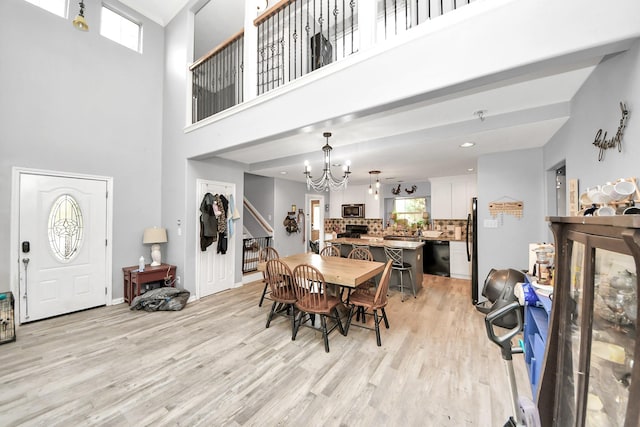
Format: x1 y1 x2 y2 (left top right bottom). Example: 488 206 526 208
405 185 417 194
489 198 524 218
391 184 417 195
593 102 629 161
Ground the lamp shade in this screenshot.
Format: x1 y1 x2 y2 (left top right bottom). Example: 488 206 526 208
143 227 167 244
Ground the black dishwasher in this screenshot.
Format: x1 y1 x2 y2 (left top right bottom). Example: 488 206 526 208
423 240 450 276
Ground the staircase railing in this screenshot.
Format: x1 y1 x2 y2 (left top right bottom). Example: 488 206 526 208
242 236 273 273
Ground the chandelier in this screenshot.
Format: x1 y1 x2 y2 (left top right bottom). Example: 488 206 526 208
303 132 351 192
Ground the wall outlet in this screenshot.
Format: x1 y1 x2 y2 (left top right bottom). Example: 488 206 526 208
176 276 181 286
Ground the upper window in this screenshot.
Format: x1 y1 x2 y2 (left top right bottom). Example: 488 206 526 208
23 0 67 18
100 5 142 53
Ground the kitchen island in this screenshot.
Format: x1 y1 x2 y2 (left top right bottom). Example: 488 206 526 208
325 237 424 291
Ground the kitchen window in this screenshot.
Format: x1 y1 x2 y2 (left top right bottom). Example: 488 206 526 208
393 197 426 226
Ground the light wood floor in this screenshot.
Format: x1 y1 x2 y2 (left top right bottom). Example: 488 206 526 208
0 275 531 426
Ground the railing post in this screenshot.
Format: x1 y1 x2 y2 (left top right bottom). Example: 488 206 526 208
243 0 259 102
358 0 378 51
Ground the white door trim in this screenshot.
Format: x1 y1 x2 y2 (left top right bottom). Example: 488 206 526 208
10 167 114 323
305 194 325 250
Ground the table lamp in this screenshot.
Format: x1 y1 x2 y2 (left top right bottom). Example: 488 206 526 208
143 227 168 266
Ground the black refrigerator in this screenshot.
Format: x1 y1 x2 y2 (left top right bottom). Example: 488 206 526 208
467 197 479 304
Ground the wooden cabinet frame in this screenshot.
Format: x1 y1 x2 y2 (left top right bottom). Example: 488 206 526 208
539 216 640 426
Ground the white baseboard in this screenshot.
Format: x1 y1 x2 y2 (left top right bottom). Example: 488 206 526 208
243 272 262 284
111 297 125 305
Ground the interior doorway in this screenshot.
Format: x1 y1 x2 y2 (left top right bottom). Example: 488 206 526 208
555 165 566 216
305 194 325 253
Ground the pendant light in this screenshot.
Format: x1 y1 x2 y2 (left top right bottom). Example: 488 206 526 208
73 1 89 32
369 170 381 200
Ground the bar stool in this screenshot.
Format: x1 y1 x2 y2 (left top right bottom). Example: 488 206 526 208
383 246 415 302
351 243 370 251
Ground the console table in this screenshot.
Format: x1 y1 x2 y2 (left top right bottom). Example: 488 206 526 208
123 264 176 305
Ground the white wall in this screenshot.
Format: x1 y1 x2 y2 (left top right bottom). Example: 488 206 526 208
273 179 308 257
477 148 546 292
474 41 640 300
544 44 640 207
0 0 165 296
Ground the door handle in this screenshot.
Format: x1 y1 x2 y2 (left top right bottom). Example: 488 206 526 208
22 257 30 319
466 214 471 261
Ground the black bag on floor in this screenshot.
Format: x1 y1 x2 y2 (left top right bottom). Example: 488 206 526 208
130 287 190 311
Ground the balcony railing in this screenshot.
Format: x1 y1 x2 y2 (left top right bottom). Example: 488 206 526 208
255 0 359 95
189 0 475 123
190 30 244 123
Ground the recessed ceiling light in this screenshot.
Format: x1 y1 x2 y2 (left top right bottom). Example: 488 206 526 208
280 171 287 175
467 168 474 172
460 142 475 148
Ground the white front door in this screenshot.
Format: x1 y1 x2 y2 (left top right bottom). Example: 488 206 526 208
196 180 236 298
18 173 108 323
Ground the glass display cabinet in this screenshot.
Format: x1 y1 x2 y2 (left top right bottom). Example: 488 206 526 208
538 216 640 426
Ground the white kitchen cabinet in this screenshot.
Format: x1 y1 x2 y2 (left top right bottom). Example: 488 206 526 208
430 175 477 219
449 241 471 279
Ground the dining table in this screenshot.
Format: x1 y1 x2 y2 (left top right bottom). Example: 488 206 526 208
257 252 385 288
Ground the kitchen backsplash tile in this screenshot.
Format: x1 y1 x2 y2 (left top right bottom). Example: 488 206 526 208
324 218 383 235
323 218 468 240
431 219 469 240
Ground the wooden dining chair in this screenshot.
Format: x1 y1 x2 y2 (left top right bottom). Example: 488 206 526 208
346 246 376 315
264 259 297 337
291 264 345 352
320 245 341 257
345 260 393 346
258 246 280 307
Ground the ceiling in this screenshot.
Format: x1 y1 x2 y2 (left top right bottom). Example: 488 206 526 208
119 0 189 26
213 62 597 185
119 0 599 186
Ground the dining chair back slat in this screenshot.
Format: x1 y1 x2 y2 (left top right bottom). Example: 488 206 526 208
291 263 345 352
258 246 280 307
345 260 393 346
264 259 297 333
320 245 341 257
